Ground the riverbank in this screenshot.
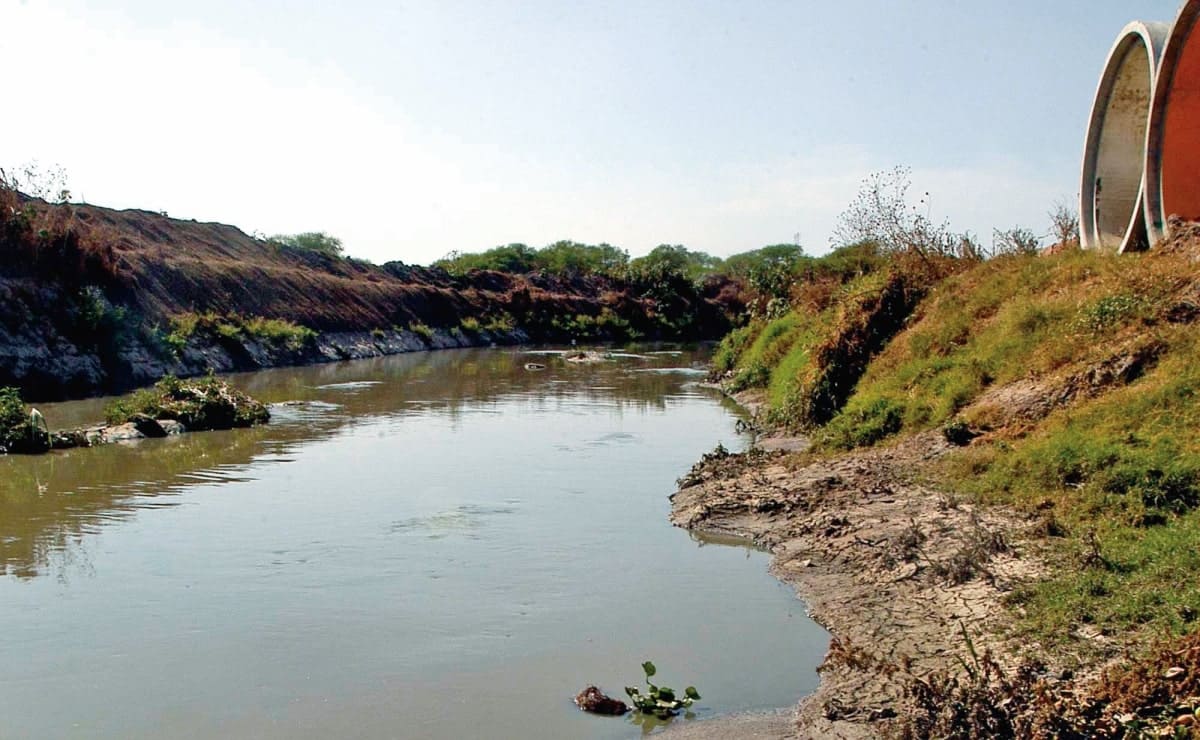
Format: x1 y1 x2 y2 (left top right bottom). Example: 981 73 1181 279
0 193 740 401
666 392 1050 738
666 240 1200 737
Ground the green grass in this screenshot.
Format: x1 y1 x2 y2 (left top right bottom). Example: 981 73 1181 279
727 313 806 391
1007 515 1200 641
408 321 435 341
870 251 1200 644
713 244 1200 644
814 249 1177 450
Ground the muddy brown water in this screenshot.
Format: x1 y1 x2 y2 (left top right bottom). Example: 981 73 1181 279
0 347 827 739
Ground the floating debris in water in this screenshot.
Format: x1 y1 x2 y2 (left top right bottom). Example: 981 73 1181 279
313 381 383 391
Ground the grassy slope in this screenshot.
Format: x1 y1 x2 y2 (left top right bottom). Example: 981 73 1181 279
716 245 1200 647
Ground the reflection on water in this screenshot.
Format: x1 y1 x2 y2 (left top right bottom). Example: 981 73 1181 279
0 347 826 739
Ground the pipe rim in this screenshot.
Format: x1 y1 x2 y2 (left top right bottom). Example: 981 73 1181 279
1080 20 1169 253
1145 0 1200 246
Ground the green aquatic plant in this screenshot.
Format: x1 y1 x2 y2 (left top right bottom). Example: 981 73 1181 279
624 661 700 719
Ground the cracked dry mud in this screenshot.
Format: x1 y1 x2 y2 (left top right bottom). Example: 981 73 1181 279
666 425 1053 739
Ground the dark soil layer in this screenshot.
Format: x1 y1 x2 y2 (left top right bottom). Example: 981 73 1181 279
0 196 740 400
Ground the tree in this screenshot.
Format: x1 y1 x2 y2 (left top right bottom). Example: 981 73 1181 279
537 240 628 276
721 243 807 279
628 244 722 282
434 243 537 274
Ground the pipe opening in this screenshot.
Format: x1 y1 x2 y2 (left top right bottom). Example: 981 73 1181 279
1092 38 1155 250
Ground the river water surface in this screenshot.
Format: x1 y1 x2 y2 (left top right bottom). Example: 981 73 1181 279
0 347 826 739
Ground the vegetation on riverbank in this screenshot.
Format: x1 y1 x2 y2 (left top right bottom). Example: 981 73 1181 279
0 177 755 400
700 176 1200 734
104 374 269 430
0 386 48 454
710 233 1200 644
163 312 317 354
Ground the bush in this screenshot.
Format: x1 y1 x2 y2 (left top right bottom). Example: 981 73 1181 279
268 231 344 258
991 226 1041 257
831 166 971 258
0 387 49 454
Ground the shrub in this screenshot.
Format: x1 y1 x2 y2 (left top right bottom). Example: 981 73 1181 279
830 166 971 258
1049 200 1080 247
990 226 1041 257
268 231 344 258
0 387 49 454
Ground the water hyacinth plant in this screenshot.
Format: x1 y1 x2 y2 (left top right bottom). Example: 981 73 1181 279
624 661 700 719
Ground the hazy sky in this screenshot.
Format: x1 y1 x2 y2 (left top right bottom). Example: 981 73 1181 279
1 1 1184 263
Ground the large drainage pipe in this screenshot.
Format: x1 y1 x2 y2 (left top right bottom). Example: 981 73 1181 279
1081 21 1170 252
1146 0 1200 246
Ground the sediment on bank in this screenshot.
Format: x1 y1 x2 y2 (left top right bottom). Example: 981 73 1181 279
674 239 1200 737
0 195 742 401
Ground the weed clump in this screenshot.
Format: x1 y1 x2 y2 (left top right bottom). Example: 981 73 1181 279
407 321 435 342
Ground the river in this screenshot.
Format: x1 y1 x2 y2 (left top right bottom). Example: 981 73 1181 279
0 347 827 739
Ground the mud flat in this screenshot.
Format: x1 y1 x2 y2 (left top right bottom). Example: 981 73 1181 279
664 393 1054 739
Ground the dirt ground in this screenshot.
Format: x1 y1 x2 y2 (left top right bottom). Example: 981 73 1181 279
665 394 1055 739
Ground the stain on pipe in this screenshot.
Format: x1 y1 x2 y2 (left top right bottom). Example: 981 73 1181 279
1146 0 1200 245
1080 21 1170 253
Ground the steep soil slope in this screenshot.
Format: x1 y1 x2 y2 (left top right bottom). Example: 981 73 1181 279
0 197 739 399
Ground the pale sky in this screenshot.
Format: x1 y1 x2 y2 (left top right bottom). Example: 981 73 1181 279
1 1 1184 263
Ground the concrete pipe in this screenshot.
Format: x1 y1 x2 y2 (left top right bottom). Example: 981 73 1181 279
1080 20 1170 252
1146 0 1200 246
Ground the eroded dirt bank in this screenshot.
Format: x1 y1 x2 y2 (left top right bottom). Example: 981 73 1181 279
664 396 1054 739
0 196 741 401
